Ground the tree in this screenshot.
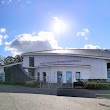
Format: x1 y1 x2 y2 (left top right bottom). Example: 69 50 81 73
14 55 23 62
4 56 15 65
0 56 5 66
4 55 23 65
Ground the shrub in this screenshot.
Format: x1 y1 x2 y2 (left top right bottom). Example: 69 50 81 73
74 81 84 88
88 79 106 83
25 80 40 87
84 81 110 90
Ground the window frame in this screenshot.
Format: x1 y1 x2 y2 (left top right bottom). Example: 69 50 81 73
29 57 34 67
107 69 110 78
75 72 80 80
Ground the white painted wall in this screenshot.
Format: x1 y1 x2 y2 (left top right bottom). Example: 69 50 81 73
34 66 90 83
35 67 51 82
23 56 29 67
51 66 89 83
23 55 108 81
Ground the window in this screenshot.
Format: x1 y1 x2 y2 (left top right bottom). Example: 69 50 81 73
75 72 80 80
29 57 34 67
107 69 110 78
28 68 35 77
37 72 40 80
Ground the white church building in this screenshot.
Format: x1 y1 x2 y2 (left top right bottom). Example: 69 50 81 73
22 49 110 83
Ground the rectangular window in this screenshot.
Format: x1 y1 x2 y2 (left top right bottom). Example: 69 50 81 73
75 72 80 80
107 70 110 78
29 57 34 67
38 72 40 80
28 68 35 77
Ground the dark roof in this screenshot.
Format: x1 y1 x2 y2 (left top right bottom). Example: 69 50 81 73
22 49 110 59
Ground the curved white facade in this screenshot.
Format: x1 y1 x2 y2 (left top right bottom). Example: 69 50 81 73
22 50 109 83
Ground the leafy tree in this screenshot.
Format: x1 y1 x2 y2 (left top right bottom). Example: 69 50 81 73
4 55 23 65
14 55 23 62
4 56 15 65
0 56 4 66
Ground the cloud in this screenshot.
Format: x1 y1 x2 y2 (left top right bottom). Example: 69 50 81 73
9 0 12 3
1 0 12 5
4 35 8 39
4 31 62 56
77 28 89 40
0 35 8 45
83 44 101 49
26 0 31 4
53 17 61 22
1 0 32 5
65 44 101 49
0 28 8 45
0 28 6 33
0 35 3 45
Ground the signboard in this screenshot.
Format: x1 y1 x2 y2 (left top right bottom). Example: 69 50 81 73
40 59 81 65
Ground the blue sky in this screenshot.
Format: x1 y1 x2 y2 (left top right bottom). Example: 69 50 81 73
0 0 110 57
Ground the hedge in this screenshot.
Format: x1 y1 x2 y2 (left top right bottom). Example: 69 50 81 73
25 80 40 87
84 81 110 90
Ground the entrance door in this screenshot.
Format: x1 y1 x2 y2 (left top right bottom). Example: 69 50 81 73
37 72 40 81
57 71 62 83
66 71 72 83
43 72 46 83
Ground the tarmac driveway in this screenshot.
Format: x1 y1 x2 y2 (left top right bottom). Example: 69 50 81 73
0 84 110 110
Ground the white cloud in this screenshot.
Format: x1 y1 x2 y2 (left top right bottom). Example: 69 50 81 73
9 0 12 2
0 28 6 33
83 44 101 49
4 35 8 39
4 31 62 56
77 28 89 40
32 32 37 35
0 28 8 45
65 47 77 49
53 17 61 22
1 0 12 5
65 44 101 49
0 35 3 45
26 0 31 4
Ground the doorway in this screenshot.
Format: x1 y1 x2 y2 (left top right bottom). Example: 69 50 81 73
66 71 72 83
57 71 62 83
43 72 46 83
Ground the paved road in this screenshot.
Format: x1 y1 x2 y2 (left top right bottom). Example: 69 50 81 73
0 85 110 110
0 92 110 110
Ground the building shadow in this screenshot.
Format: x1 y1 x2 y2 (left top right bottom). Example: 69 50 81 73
0 84 98 98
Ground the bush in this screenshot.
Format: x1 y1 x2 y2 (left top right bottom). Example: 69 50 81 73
88 79 106 83
25 80 40 87
74 81 84 88
84 81 110 90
